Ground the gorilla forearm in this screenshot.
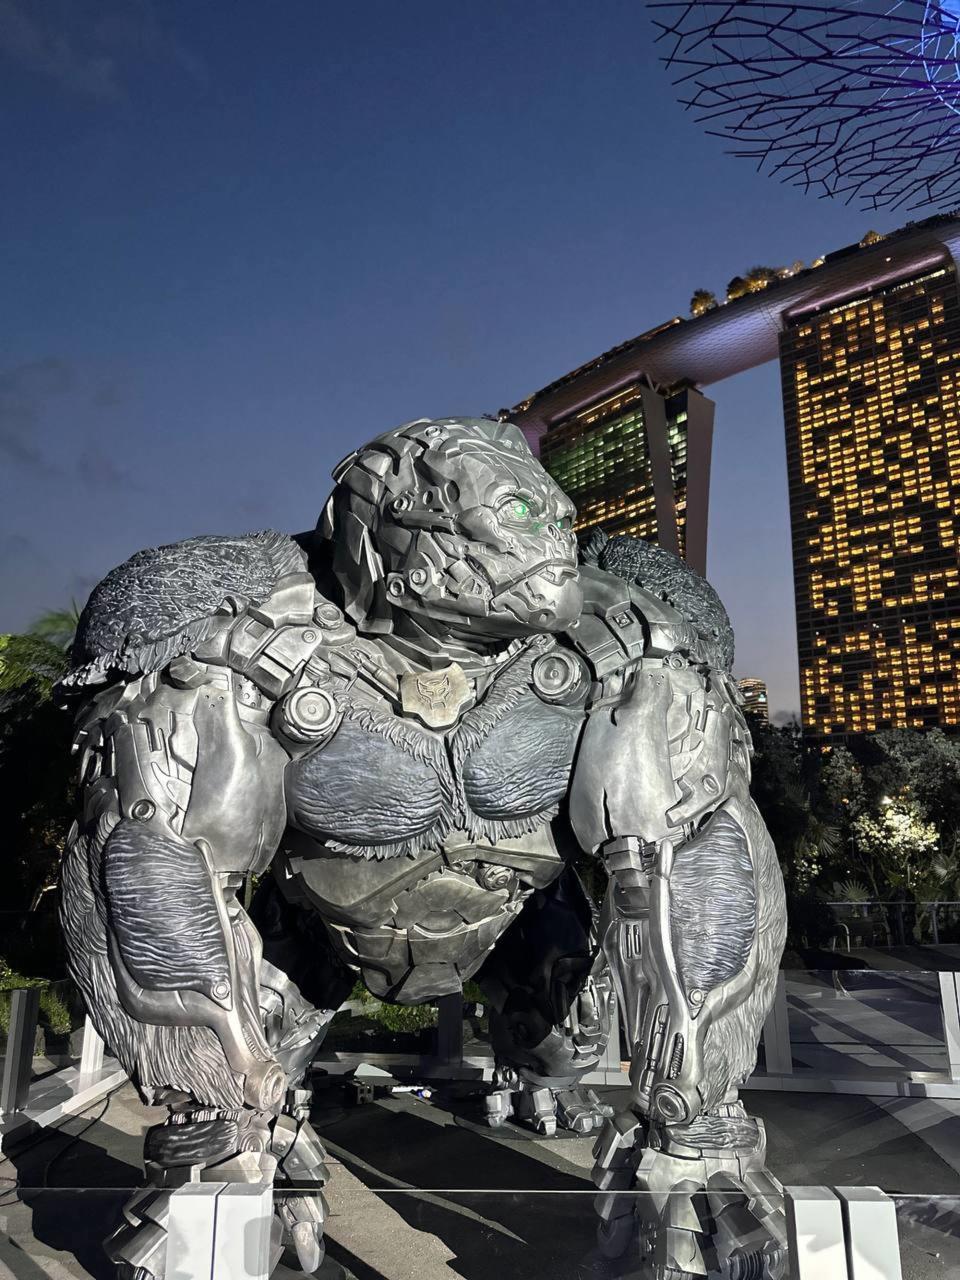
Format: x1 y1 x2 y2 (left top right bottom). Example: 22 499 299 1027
572 645 786 1126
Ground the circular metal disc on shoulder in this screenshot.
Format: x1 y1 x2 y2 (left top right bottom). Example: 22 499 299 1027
531 649 587 704
278 686 342 744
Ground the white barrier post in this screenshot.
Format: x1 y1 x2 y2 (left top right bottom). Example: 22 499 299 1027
762 971 793 1075
939 972 960 1080
785 1186 903 1280
835 1187 903 1280
78 1015 105 1081
166 1181 273 1280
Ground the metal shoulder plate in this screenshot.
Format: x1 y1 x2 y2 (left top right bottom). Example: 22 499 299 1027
68 530 310 690
580 532 734 672
194 576 356 703
564 564 701 698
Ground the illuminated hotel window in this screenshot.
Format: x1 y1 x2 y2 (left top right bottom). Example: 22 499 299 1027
539 384 701 552
781 265 960 737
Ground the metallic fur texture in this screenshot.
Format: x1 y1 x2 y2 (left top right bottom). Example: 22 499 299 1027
583 526 735 671
103 822 231 992
70 530 305 686
669 810 757 998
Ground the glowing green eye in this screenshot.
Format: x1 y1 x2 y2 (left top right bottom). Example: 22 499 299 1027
513 500 530 519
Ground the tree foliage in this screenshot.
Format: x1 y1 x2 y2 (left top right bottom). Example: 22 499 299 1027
690 288 718 317
744 265 778 292
0 611 77 935
726 275 748 300
750 720 960 909
749 721 839 893
0 633 71 700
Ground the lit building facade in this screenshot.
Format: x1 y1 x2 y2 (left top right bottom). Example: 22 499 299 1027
536 382 714 574
510 210 960 734
781 266 960 736
736 677 769 723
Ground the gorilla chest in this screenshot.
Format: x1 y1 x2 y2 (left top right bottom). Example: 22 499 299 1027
284 685 585 858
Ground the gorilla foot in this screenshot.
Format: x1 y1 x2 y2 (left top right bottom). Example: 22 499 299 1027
484 1071 613 1137
554 1085 615 1135
106 1101 331 1278
592 1106 787 1280
271 1104 330 1275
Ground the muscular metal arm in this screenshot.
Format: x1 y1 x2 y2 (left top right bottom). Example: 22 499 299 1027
60 549 337 1277
574 653 785 1130
62 654 290 1119
568 555 788 1277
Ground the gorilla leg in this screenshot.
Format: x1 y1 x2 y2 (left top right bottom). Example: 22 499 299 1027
250 875 357 1275
476 864 616 1136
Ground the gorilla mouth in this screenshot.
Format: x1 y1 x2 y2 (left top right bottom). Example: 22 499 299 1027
491 559 579 596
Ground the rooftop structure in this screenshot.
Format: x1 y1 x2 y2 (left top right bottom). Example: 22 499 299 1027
511 210 960 734
512 210 960 450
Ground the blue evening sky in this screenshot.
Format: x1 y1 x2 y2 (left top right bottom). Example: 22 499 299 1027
0 1 902 716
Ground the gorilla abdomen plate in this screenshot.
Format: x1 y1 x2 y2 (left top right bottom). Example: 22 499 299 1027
669 810 756 998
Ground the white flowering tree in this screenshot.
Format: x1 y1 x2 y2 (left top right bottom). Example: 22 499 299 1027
850 799 952 936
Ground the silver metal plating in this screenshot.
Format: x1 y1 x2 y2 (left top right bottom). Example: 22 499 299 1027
61 416 787 1278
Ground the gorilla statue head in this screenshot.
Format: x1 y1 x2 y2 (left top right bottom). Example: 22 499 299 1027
319 417 582 646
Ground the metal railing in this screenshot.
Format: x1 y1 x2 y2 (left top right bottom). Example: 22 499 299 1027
819 900 960 948
757 967 960 1094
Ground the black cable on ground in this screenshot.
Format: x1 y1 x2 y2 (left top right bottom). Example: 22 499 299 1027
41 1087 117 1187
0 1081 124 1206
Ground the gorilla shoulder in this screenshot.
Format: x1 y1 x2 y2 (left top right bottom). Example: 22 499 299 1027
575 531 734 673
68 530 308 688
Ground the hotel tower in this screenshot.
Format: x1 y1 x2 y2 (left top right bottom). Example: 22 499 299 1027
512 211 960 734
781 266 960 735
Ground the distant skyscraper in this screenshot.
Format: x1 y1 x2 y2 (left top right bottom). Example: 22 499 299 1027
781 265 960 736
736 677 769 724
534 382 714 575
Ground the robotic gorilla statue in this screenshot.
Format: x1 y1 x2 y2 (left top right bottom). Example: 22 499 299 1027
60 417 787 1279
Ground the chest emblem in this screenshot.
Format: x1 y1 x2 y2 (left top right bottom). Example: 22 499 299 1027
400 663 474 729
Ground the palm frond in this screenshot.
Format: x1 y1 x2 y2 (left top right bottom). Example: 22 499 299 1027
0 634 71 699
27 606 80 651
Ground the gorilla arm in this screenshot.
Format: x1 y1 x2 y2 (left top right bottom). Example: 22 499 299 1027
571 654 786 1126
569 645 788 1273
61 657 290 1121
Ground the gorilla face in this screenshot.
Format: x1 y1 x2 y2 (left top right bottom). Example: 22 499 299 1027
329 418 583 641
391 436 582 638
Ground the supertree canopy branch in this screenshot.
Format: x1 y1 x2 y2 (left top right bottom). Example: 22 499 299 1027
650 0 960 211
